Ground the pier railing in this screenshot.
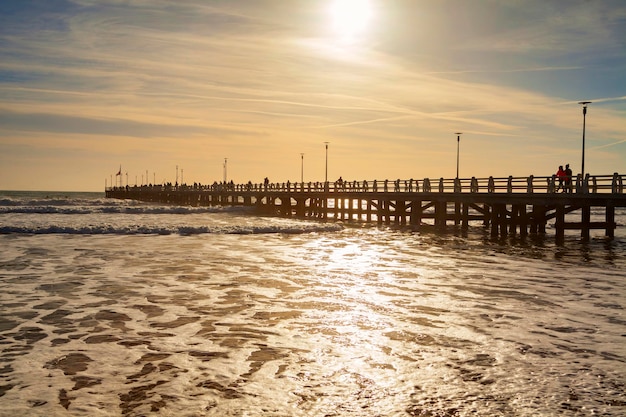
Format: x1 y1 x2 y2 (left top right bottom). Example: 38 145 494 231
108 173 624 195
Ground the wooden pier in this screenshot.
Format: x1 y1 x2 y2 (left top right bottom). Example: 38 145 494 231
106 173 626 240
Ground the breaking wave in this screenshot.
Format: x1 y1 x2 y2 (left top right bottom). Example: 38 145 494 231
0 223 344 236
0 205 246 215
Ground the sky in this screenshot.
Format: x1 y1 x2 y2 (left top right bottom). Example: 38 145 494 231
0 0 625 191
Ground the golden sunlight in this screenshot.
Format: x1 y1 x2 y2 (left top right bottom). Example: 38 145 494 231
329 0 373 42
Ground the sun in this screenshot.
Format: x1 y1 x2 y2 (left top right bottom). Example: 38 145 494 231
329 0 373 43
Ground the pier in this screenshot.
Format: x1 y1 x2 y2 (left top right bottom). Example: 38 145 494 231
106 173 626 240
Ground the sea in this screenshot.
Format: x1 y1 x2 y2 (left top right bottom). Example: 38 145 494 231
0 190 624 417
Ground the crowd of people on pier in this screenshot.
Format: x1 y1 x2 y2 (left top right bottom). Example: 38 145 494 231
107 171 623 195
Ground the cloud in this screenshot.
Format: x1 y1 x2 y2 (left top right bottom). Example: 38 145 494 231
0 109 222 138
0 0 625 190
586 96 626 104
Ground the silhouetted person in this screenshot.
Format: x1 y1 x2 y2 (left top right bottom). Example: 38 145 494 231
556 165 566 192
564 164 573 193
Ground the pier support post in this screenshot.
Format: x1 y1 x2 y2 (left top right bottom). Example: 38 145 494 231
462 203 469 230
435 201 447 230
519 204 528 237
296 198 306 217
555 205 565 242
581 205 591 241
490 205 499 237
510 204 519 235
454 202 461 225
397 200 406 225
606 204 615 238
530 205 547 234
483 204 491 227
410 200 422 226
499 205 509 237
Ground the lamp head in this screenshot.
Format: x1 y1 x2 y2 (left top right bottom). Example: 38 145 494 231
578 101 591 115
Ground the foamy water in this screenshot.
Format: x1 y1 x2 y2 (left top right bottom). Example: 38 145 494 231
0 191 625 416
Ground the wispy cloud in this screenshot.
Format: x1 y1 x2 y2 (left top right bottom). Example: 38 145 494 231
0 0 625 190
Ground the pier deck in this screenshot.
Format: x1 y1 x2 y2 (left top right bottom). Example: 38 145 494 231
106 173 626 240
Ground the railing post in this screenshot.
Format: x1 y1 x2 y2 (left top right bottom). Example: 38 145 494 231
470 177 478 193
454 178 461 192
423 178 431 193
575 174 582 194
548 175 556 193
576 174 589 194
591 176 597 193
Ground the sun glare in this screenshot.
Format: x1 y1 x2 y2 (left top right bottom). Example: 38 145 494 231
329 0 373 43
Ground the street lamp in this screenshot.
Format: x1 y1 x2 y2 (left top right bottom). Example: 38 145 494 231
324 142 329 183
454 132 462 179
300 153 304 183
578 101 591 179
223 158 228 183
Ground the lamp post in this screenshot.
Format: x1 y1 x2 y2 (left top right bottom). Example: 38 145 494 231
300 153 304 183
223 158 228 183
324 142 329 183
578 101 591 179
454 132 462 179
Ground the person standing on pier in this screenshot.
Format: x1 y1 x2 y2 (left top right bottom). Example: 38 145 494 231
556 165 566 192
564 164 573 193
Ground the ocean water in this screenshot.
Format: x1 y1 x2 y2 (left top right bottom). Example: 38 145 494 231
0 190 624 417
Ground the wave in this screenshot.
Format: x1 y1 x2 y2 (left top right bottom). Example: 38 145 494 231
0 196 107 207
0 223 344 236
0 204 252 215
